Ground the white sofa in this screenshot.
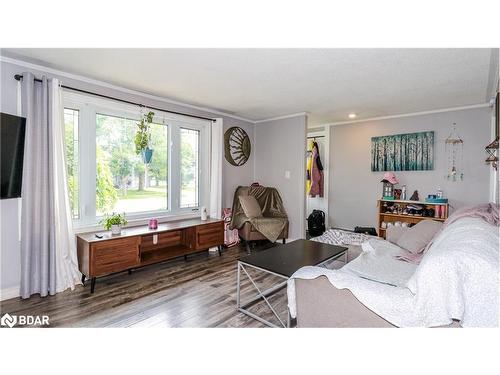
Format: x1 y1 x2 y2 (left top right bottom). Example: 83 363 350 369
290 216 499 328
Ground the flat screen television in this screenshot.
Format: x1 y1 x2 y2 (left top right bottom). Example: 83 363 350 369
1 112 26 199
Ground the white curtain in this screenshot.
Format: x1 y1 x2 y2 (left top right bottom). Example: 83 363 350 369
209 118 223 219
50 81 82 293
20 73 81 298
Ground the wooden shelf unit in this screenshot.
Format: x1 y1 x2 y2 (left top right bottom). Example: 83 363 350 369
77 218 224 293
377 199 449 238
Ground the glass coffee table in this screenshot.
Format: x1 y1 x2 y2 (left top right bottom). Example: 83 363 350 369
236 239 348 328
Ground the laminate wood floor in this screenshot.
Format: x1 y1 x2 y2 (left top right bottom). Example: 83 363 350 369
0 242 294 328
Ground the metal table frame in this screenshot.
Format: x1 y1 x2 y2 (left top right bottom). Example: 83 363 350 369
236 250 348 328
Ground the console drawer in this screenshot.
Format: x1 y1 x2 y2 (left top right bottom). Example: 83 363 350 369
91 237 140 276
195 222 224 249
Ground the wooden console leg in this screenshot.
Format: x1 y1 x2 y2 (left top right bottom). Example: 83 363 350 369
282 238 286 244
184 255 188 261
90 277 96 294
81 274 86 286
218 245 222 257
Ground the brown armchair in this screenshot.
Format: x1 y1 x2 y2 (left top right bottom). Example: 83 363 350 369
229 186 289 252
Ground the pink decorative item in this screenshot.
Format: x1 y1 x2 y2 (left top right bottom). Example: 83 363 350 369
223 208 240 247
434 206 441 218
148 218 158 230
380 172 399 185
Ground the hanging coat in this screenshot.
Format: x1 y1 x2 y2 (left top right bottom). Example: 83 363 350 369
313 141 324 171
309 143 324 198
306 139 313 193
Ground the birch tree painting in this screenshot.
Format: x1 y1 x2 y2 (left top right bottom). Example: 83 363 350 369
371 131 434 171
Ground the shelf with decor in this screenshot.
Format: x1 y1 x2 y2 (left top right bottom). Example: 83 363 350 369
377 199 449 238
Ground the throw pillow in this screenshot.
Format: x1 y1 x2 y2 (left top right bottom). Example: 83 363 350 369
239 195 262 219
386 226 410 244
397 220 443 254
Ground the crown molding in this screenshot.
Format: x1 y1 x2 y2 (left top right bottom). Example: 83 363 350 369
0 55 256 124
254 112 308 124
310 103 491 128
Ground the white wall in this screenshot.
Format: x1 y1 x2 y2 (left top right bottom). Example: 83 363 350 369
328 107 493 229
254 115 307 240
0 58 255 295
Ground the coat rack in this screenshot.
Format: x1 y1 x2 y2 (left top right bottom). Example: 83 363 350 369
307 135 324 153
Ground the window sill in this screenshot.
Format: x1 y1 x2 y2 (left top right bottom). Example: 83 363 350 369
72 211 202 234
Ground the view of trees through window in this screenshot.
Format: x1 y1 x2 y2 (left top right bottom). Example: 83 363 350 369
64 108 79 219
95 113 168 215
180 128 199 208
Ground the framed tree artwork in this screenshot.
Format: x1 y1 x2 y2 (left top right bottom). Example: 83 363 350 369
371 131 434 171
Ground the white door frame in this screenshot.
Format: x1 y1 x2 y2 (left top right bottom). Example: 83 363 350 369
306 129 329 228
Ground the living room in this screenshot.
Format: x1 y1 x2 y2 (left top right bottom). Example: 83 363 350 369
0 1 499 374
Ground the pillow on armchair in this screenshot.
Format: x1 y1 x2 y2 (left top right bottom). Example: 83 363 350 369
239 195 262 219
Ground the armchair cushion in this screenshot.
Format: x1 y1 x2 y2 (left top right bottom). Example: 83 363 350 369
238 195 262 219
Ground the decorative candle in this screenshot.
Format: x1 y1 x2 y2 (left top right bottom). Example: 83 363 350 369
149 218 158 230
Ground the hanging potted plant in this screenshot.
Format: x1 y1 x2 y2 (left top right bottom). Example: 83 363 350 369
100 212 128 235
135 110 155 164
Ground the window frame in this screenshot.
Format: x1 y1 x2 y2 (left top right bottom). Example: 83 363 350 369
179 126 201 209
63 91 211 230
63 107 81 220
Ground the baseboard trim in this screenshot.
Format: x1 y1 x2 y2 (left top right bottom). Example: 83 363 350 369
0 286 20 301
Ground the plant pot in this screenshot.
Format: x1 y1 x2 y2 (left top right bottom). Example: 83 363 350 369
141 147 154 164
111 224 122 235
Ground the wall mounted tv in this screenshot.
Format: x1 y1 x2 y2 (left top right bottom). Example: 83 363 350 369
1 113 26 199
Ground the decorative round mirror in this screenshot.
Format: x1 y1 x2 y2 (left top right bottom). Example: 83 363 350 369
224 127 251 166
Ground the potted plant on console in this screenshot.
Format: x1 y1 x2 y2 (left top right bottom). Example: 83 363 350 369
100 212 128 235
135 110 155 164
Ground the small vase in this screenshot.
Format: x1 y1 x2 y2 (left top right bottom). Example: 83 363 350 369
111 224 122 235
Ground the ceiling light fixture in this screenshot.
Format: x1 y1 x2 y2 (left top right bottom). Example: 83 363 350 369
348 113 357 119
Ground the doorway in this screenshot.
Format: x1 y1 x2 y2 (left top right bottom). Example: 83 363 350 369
306 129 329 235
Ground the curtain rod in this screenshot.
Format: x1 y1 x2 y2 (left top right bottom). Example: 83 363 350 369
14 74 216 122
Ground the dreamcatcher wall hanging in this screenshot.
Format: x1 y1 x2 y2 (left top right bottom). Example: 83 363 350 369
445 122 464 181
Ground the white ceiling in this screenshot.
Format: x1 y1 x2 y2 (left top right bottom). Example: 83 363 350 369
2 48 496 126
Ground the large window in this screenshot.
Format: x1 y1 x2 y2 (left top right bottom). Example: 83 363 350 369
95 113 168 215
63 92 210 227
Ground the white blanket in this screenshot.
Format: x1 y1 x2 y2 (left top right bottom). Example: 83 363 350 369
406 217 499 327
288 217 499 327
343 239 417 287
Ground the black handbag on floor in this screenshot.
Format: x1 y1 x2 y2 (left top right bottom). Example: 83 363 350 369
307 210 326 237
354 226 377 236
